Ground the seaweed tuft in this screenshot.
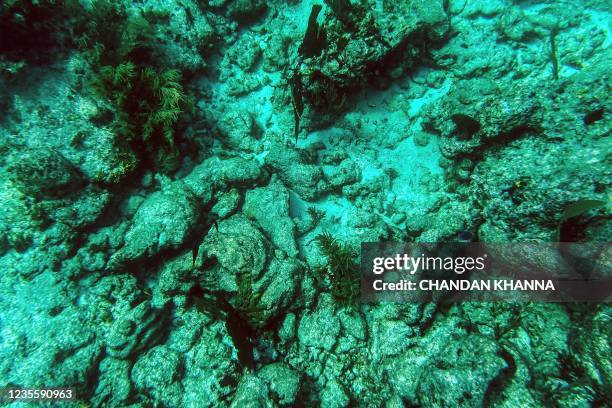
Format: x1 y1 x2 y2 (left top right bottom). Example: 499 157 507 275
315 232 360 307
91 62 185 169
234 271 267 330
78 1 187 172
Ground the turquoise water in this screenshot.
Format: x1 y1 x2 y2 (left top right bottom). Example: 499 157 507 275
0 0 610 406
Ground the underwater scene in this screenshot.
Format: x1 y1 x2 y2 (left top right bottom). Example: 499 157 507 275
0 0 610 406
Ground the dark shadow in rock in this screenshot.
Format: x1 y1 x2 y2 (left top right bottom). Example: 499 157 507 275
451 114 481 139
584 108 604 126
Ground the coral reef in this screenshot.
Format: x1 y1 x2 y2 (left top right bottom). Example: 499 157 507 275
0 0 609 407
314 232 359 307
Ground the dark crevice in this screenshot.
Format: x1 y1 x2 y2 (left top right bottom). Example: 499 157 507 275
584 108 604 125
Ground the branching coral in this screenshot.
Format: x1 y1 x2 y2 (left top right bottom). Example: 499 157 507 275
315 232 360 307
234 271 267 329
94 63 184 148
0 0 189 174
78 1 186 171
307 207 325 225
